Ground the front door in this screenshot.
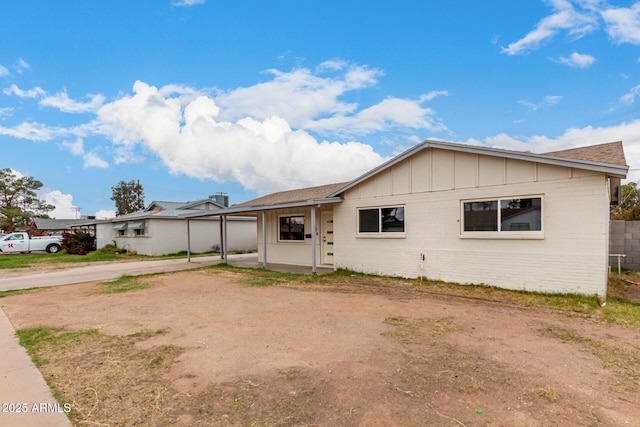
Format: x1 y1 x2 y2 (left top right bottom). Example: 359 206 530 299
321 211 334 265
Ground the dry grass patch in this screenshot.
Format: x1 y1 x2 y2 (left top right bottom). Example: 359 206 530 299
16 327 185 426
542 326 640 395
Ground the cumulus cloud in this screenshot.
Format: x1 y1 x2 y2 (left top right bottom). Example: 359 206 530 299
215 63 381 128
82 152 109 169
40 91 105 113
95 209 116 220
61 138 85 156
0 65 9 77
2 62 447 194
96 81 387 193
551 51 596 67
60 137 109 168
463 118 640 182
601 2 640 44
41 190 79 219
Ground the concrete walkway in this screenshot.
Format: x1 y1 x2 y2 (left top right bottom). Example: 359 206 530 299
0 253 259 292
0 253 258 426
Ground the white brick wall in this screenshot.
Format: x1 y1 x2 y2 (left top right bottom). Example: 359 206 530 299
333 155 610 296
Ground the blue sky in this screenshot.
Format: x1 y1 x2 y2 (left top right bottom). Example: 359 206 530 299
3 0 640 219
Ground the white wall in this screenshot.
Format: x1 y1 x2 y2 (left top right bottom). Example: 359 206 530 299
111 217 256 256
332 149 611 296
257 207 331 266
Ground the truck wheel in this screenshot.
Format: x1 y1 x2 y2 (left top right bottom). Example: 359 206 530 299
46 244 61 253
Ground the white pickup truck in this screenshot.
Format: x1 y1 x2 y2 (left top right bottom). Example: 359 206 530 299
0 232 63 253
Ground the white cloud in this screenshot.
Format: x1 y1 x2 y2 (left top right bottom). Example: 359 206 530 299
0 107 13 118
503 1 640 56
464 118 640 182
61 137 85 156
544 95 563 105
96 80 389 193
0 65 9 77
95 209 116 220
39 190 77 219
601 2 640 44
172 0 206 6
215 64 381 128
306 97 447 136
40 91 105 113
83 152 109 169
2 62 446 194
3 84 46 98
620 84 640 104
16 58 30 74
552 51 596 67
501 0 598 55
0 122 60 141
419 91 449 102
517 95 564 111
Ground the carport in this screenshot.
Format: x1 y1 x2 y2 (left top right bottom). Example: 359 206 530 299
180 188 343 274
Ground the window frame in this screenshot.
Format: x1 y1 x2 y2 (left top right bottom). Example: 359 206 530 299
278 214 306 242
129 221 146 237
460 195 544 239
356 205 406 238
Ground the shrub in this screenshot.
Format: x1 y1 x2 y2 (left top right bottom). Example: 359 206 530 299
95 244 119 255
61 231 96 255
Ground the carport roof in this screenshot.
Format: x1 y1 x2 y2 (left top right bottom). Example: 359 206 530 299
180 182 346 218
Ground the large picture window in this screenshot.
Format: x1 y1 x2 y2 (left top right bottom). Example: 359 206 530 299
358 206 405 234
463 197 542 233
279 215 305 241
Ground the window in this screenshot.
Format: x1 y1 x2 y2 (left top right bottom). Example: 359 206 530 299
463 197 542 233
129 222 145 236
279 215 305 241
358 206 405 234
113 223 127 237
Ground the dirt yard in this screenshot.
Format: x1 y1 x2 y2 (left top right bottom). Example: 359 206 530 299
2 268 639 426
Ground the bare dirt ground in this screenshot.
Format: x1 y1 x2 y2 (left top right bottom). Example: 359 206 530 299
2 268 640 426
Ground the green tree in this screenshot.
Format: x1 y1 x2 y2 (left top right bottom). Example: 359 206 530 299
611 182 640 220
0 168 55 232
111 180 145 216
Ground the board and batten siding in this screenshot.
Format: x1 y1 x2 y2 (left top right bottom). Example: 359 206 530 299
333 148 611 296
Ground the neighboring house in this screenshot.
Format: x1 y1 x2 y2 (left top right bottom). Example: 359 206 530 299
184 140 628 297
30 218 95 236
84 198 256 256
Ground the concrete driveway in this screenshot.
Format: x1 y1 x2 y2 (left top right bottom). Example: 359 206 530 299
0 253 259 292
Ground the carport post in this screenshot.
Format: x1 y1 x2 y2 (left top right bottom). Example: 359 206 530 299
219 217 224 261
222 215 228 262
186 219 191 262
311 206 317 274
262 211 267 268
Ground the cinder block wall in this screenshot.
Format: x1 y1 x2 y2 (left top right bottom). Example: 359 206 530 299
610 220 640 270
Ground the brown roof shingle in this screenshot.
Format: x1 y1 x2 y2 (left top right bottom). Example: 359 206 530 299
233 182 348 208
543 141 627 166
